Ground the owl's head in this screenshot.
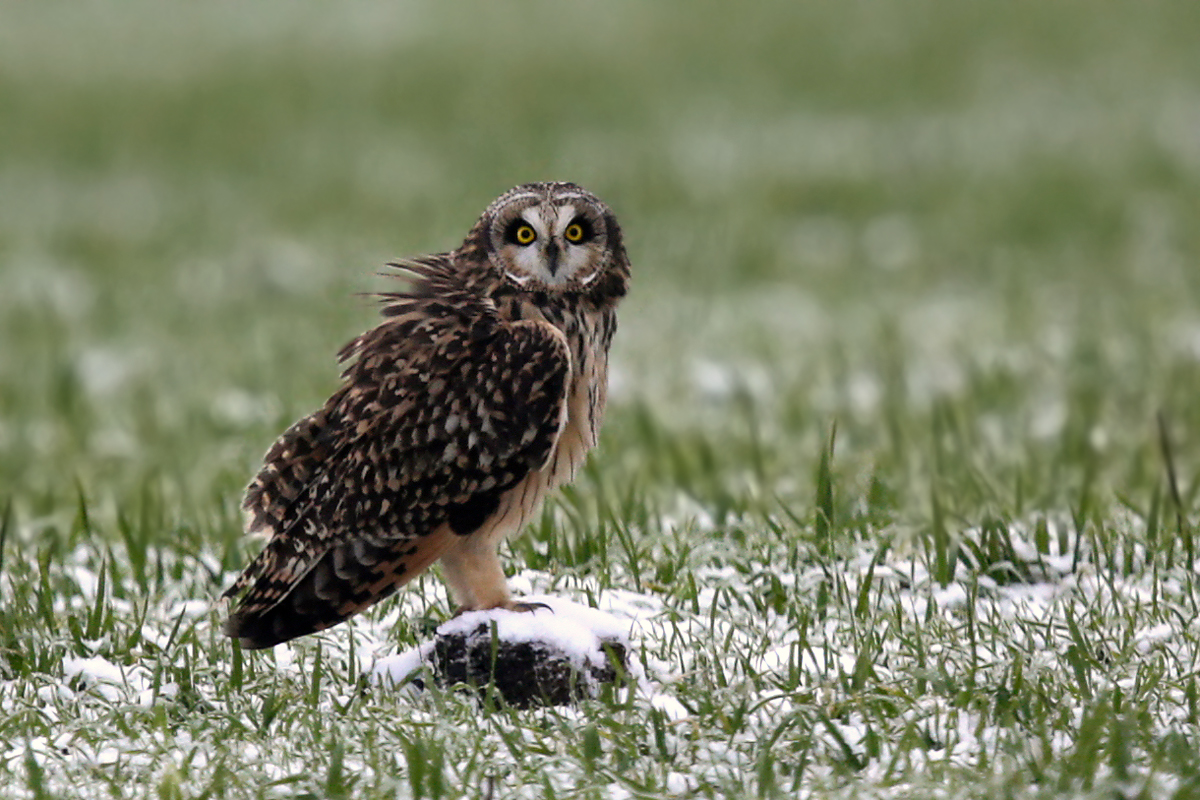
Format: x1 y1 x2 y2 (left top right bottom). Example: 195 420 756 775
470 182 629 298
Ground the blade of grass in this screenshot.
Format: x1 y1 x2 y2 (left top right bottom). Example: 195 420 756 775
1157 411 1194 611
815 421 837 556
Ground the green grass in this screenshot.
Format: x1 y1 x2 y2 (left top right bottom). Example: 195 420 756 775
4 1 1200 797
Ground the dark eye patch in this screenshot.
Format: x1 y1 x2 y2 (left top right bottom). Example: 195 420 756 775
565 216 593 242
505 218 535 245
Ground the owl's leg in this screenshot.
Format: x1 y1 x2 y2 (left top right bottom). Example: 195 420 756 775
439 534 512 611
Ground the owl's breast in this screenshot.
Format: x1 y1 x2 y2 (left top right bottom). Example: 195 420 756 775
544 312 611 490
464 308 613 549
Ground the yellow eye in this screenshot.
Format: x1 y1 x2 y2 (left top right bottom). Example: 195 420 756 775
564 223 585 243
515 224 537 245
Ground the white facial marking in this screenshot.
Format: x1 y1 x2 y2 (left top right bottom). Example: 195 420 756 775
554 204 577 236
521 208 550 239
501 192 542 207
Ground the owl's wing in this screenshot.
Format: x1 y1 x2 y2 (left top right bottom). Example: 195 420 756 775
223 265 570 648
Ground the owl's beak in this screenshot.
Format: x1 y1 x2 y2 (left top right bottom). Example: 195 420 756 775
544 240 561 276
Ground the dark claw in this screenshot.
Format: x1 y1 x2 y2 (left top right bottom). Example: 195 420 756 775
509 601 553 614
449 600 553 618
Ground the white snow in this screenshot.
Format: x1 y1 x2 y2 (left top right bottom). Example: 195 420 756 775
649 693 690 722
62 656 126 686
166 599 211 620
1135 622 1175 653
665 771 697 794
60 656 157 704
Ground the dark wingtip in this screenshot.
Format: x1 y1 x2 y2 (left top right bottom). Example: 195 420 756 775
222 610 296 651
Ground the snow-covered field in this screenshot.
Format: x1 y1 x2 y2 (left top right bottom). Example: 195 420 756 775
4 507 1198 798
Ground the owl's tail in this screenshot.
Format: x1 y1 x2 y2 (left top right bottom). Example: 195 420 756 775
222 525 458 649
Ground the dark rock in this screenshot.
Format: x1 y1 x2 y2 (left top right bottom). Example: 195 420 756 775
412 621 631 708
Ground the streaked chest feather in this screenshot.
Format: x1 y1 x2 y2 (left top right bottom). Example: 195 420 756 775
478 310 610 543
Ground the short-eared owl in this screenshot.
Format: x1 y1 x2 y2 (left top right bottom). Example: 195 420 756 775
222 182 630 649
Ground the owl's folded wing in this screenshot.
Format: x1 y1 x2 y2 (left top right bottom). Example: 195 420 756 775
222 297 570 649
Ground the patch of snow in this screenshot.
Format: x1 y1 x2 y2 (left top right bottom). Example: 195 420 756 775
166 599 211 619
271 642 299 674
66 565 100 601
63 656 125 686
598 588 664 622
933 582 969 608
372 643 433 690
1135 623 1174 653
648 692 690 721
137 682 178 707
607 786 633 800
36 684 75 705
665 771 697 794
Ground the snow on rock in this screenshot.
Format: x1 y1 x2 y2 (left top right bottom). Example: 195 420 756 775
373 595 636 707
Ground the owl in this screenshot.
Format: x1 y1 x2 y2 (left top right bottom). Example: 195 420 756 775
221 182 630 650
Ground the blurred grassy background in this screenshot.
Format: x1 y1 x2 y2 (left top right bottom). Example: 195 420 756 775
2 0 1200 557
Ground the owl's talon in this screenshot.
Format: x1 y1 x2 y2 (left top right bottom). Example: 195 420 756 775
450 600 553 618
507 601 553 614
